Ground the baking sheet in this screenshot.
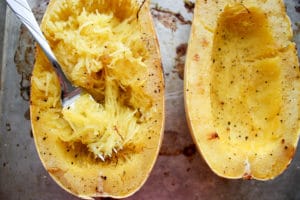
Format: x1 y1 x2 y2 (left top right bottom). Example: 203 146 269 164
0 0 300 199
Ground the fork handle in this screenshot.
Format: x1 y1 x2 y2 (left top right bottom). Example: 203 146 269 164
5 0 58 64
6 0 77 96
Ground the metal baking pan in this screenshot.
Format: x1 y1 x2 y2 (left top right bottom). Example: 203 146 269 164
0 0 299 199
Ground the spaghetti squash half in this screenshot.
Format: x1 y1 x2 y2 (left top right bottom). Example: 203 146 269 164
30 0 164 198
185 0 300 180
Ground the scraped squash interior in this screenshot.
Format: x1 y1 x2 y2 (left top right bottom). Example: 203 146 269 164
185 1 300 180
30 0 163 198
211 7 283 154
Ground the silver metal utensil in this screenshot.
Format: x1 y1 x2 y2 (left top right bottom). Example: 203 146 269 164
6 0 81 107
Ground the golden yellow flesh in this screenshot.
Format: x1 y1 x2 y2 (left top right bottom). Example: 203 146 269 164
61 89 140 159
30 0 164 198
39 0 151 159
185 1 300 180
211 7 282 151
46 5 149 102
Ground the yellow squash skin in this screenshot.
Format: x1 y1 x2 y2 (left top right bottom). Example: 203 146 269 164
184 0 300 180
30 0 164 198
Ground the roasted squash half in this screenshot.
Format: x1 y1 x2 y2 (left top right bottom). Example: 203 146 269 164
184 0 300 180
30 0 164 198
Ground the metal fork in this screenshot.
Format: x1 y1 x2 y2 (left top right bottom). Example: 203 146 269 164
6 0 82 107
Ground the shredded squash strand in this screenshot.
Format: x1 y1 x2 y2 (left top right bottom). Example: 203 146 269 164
41 1 151 158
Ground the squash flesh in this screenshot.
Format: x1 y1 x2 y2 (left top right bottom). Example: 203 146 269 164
211 6 283 152
185 0 300 180
36 0 150 159
44 4 149 102
30 0 164 198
